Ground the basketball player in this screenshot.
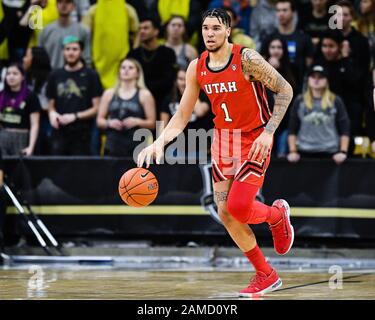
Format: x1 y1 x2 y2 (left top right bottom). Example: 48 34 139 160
137 8 294 297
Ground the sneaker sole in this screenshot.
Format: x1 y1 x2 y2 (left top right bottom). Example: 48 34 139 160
275 199 294 256
238 277 283 298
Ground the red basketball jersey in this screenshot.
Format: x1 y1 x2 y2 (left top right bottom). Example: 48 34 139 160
196 44 272 132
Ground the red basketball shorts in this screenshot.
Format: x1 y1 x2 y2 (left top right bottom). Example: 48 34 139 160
211 127 272 186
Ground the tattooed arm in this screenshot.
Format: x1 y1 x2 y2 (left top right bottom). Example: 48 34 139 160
241 48 293 161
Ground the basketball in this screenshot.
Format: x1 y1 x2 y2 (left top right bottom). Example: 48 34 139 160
118 168 159 207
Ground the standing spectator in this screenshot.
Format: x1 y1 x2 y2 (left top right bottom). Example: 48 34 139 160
263 35 296 158
262 0 314 91
23 46 52 154
157 0 202 39
38 0 91 69
250 0 279 50
0 63 40 156
97 58 156 157
224 5 256 50
165 15 198 70
298 0 331 46
160 67 211 160
46 36 102 155
22 0 58 49
82 0 140 89
338 0 370 82
1 0 33 62
355 0 375 62
287 65 350 164
127 17 177 116
315 31 363 140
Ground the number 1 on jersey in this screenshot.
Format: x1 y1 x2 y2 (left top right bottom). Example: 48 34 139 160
221 102 233 122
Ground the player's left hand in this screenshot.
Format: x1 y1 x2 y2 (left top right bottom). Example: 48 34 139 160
248 131 273 162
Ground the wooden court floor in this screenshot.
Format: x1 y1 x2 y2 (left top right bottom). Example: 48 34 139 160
0 268 374 300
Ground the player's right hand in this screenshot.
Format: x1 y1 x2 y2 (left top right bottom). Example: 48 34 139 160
137 142 164 168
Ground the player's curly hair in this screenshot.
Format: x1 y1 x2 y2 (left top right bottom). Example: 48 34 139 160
201 8 231 28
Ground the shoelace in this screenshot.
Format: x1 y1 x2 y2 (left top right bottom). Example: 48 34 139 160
270 221 288 238
247 273 268 290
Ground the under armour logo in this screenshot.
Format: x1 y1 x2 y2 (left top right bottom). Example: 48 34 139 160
232 64 237 71
201 71 207 76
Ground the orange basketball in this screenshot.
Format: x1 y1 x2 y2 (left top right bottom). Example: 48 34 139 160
118 168 159 207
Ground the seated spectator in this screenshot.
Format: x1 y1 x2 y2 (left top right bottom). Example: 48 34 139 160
127 17 177 117
287 65 350 165
263 35 296 158
46 36 102 156
97 58 156 157
224 5 256 50
298 0 331 46
314 30 363 139
82 0 140 88
23 46 52 154
261 0 314 92
0 63 40 156
38 0 91 69
250 0 279 50
160 67 211 160
164 15 198 70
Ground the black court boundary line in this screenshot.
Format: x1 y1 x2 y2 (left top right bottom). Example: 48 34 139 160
275 272 373 293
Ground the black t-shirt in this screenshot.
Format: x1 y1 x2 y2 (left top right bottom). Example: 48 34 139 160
127 45 177 109
46 66 103 131
298 11 331 40
46 66 103 114
0 91 41 130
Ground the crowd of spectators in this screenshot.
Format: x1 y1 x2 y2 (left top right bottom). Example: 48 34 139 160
0 0 374 162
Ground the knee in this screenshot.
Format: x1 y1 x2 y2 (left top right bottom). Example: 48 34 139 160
218 208 236 227
227 192 255 224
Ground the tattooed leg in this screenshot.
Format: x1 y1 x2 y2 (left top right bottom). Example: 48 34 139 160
213 179 256 252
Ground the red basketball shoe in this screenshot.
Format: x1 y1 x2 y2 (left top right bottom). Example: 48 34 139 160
269 199 294 255
239 269 282 297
